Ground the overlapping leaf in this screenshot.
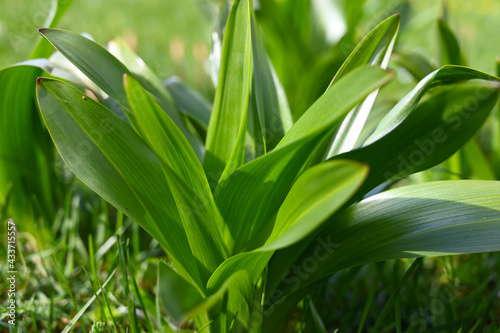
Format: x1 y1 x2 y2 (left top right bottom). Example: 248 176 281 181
327 14 400 156
206 160 368 328
270 180 500 302
38 28 204 159
215 66 391 254
124 75 227 281
332 84 499 198
36 78 205 289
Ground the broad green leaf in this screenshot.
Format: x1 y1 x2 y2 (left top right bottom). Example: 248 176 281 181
257 160 368 251
36 78 204 289
38 29 204 159
250 15 293 154
30 0 74 59
215 66 392 254
124 74 228 280
272 180 500 300
38 28 132 108
278 66 392 147
207 160 369 300
0 66 57 224
265 80 500 295
438 19 466 66
364 66 499 146
332 85 499 198
328 14 400 156
204 0 252 187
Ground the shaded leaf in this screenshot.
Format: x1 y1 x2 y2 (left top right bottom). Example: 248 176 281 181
36 78 204 289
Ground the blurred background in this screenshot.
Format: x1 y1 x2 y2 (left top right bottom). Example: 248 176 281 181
1 0 500 98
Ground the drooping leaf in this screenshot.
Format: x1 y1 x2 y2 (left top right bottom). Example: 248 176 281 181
332 85 499 198
271 180 500 301
124 74 228 281
36 78 204 289
204 0 253 187
38 29 132 108
364 66 499 146
256 160 368 251
38 29 204 159
215 66 392 254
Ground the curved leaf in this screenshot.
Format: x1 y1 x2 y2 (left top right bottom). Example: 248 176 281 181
328 14 400 156
257 160 368 251
271 180 500 302
38 28 203 159
36 78 204 289
332 85 499 198
124 74 228 281
364 65 499 145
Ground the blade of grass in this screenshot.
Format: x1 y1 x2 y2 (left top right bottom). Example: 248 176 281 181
126 247 154 332
61 269 117 333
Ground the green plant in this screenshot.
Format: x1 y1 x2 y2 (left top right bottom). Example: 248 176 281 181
2 0 500 332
